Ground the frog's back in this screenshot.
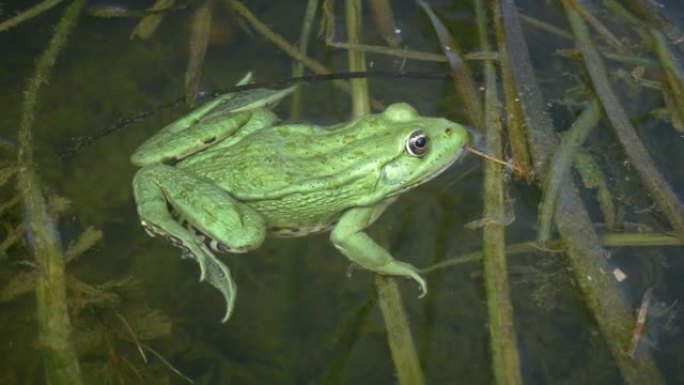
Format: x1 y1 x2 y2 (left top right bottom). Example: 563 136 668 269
177 121 386 227
172 104 467 233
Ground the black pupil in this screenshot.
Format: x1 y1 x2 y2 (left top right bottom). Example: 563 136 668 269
414 136 426 148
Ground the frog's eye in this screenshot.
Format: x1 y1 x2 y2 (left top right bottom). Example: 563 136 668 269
405 130 428 157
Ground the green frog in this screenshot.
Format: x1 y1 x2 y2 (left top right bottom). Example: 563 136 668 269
131 85 469 322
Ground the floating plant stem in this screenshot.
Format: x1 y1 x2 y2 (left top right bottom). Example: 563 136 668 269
64 227 103 264
346 0 369 116
566 0 628 53
519 14 574 40
563 0 684 241
476 0 523 383
601 0 650 43
465 146 525 176
601 0 684 127
0 0 64 32
368 0 401 47
226 0 384 110
375 276 425 385
327 40 499 63
321 296 375 383
15 0 87 384
621 0 684 51
185 0 213 106
0 225 23 259
227 0 330 75
492 0 533 178
538 98 601 244
131 0 176 39
628 288 653 359
0 195 19 218
417 0 484 130
344 1 423 383
289 0 319 120
651 28 684 123
573 152 618 228
421 232 683 273
601 232 682 246
141 343 194 384
495 0 558 173
601 52 660 70
496 0 664 383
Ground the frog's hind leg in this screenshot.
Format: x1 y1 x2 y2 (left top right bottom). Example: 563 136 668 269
133 164 266 322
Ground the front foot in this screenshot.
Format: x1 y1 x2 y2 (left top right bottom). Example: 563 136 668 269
331 206 428 298
380 260 427 298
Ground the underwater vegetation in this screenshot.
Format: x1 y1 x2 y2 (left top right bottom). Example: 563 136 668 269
1 0 683 384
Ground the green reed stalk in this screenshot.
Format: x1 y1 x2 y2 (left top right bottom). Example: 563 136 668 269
184 0 213 106
422 232 684 273
0 0 64 32
562 0 684 241
494 0 665 383
15 1 87 384
493 0 558 173
289 0 319 120
375 276 425 385
651 29 684 123
226 0 384 110
476 0 523 383
492 5 533 179
417 0 484 131
367 0 400 47
346 0 370 116
537 99 601 244
345 1 424 384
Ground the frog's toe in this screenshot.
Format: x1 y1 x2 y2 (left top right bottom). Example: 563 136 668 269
391 261 427 298
372 260 427 298
143 227 157 238
403 268 427 298
346 263 359 278
416 278 428 299
196 245 238 322
181 242 237 322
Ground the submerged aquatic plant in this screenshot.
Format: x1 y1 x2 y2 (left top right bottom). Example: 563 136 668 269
1 0 683 384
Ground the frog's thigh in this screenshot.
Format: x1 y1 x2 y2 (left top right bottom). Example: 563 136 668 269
134 164 266 252
133 164 251 322
330 205 427 296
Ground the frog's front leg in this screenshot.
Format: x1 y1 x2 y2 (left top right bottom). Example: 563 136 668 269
330 203 427 296
133 164 267 322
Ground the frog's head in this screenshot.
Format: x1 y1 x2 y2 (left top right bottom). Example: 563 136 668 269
370 103 469 198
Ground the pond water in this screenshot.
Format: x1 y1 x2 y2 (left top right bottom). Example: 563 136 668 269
0 0 683 384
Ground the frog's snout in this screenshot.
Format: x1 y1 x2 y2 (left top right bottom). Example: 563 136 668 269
464 126 481 148
441 124 474 148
